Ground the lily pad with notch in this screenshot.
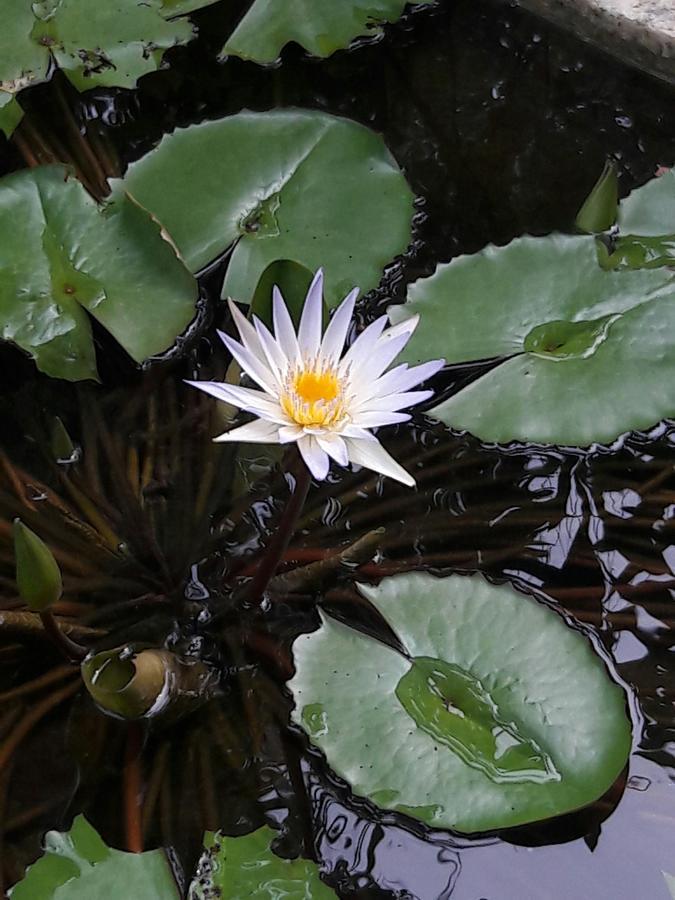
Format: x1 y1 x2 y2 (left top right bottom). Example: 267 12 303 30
389 233 675 445
188 826 336 899
120 110 415 308
222 0 435 64
0 0 194 110
0 165 198 381
9 815 180 899
289 572 632 833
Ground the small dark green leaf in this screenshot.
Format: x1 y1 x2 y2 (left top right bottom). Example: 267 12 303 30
9 815 180 899
250 259 315 328
188 827 336 899
575 160 618 233
13 519 62 612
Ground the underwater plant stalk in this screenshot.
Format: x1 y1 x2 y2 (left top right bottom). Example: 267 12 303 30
39 609 87 663
244 454 312 605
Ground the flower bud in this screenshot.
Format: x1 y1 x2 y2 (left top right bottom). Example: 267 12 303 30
13 518 63 612
576 160 618 234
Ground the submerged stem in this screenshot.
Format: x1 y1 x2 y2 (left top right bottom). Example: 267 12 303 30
244 452 312 605
39 610 87 663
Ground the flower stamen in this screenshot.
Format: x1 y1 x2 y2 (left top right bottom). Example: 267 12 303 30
281 361 347 428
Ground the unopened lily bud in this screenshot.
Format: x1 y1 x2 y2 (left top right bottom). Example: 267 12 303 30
13 518 63 612
575 159 618 234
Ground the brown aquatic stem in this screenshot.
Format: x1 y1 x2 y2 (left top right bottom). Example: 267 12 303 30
124 723 144 853
243 453 312 605
39 610 87 662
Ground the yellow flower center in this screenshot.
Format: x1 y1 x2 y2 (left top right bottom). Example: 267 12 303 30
281 364 347 428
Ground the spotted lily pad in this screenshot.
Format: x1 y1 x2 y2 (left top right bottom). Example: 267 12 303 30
188 827 336 899
223 0 434 64
289 573 632 833
0 0 193 104
0 165 197 381
601 169 675 271
390 234 675 445
120 110 414 307
9 815 180 899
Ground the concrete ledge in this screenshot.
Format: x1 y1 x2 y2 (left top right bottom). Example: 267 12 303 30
515 0 675 84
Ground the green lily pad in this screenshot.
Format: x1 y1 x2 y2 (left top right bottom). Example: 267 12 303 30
120 110 414 307
601 169 675 271
390 234 675 445
0 0 193 98
289 573 632 833
160 0 221 17
575 160 618 234
188 827 336 899
223 0 434 64
0 165 197 381
9 815 180 899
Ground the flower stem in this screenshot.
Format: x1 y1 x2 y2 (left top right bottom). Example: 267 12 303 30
244 453 312 605
39 610 87 663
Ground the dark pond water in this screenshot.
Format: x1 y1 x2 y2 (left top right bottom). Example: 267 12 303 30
1 0 675 897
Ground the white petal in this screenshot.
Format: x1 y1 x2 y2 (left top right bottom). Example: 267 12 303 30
218 331 279 395
298 268 324 360
253 316 290 382
227 300 266 360
297 434 330 480
320 287 358 363
338 424 378 442
273 286 301 365
316 432 349 466
354 390 433 413
370 359 444 398
344 436 415 487
213 419 281 444
278 424 304 443
185 380 287 423
354 330 416 381
338 315 388 376
382 314 420 340
350 411 411 428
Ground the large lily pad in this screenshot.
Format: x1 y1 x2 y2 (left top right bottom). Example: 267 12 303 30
0 0 193 104
120 110 414 307
601 169 675 271
188 827 336 899
9 815 180 899
389 234 675 445
289 573 632 833
223 0 434 64
0 165 197 381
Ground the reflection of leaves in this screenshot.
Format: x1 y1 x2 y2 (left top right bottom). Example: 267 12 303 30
391 234 675 445
290 572 632 833
0 165 198 381
223 0 435 64
189 827 336 899
0 0 194 108
120 110 415 307
9 815 180 899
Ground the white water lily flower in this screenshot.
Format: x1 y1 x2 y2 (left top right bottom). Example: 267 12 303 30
187 269 444 486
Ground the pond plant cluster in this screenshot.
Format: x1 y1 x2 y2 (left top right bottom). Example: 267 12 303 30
0 0 674 897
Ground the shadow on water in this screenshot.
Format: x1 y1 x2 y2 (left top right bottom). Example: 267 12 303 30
0 0 674 897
